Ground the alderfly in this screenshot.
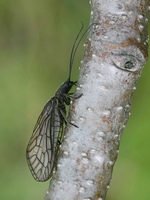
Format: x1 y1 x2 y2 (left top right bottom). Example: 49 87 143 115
26 23 91 182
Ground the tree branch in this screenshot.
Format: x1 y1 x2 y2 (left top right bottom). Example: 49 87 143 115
45 0 149 199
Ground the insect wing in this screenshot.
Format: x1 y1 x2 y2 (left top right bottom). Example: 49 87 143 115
26 98 64 182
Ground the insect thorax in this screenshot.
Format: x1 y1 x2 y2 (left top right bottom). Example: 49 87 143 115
55 79 75 105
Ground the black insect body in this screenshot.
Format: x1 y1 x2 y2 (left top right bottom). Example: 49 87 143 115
26 79 76 182
26 23 90 182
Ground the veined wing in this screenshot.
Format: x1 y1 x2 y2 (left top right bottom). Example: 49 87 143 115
26 97 64 182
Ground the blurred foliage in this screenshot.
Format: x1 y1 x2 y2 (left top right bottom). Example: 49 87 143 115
0 1 149 200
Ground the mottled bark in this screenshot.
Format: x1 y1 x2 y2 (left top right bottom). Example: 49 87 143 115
45 0 149 199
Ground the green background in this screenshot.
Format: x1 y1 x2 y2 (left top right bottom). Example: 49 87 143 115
0 1 150 200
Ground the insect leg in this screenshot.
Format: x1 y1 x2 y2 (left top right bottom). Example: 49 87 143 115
68 93 83 99
59 109 78 128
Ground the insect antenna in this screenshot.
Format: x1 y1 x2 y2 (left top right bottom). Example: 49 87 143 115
68 22 94 81
68 22 83 81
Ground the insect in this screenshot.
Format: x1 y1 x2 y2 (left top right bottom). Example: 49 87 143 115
26 23 91 182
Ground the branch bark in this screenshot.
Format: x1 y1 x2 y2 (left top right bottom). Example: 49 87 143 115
45 0 149 199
